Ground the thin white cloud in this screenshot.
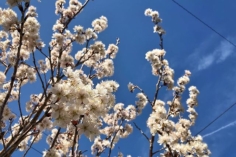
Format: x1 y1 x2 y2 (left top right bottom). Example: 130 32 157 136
203 120 236 138
197 53 215 70
216 40 234 63
187 35 215 64
189 36 235 71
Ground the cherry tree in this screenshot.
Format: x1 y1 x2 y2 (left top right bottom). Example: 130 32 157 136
0 0 210 157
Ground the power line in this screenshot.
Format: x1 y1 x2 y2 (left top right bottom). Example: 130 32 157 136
195 101 236 135
172 0 236 48
171 0 236 137
29 145 43 155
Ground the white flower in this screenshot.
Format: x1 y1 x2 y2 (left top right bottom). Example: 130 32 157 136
189 86 199 94
52 32 64 46
26 6 38 17
114 103 124 112
158 133 172 145
154 100 165 107
153 25 165 34
106 44 118 59
177 75 190 86
118 152 123 157
128 82 135 92
92 16 108 33
144 8 152 16
125 105 136 120
77 88 89 104
74 25 83 33
185 70 191 76
43 149 60 157
0 72 6 84
85 28 94 39
0 8 18 31
135 93 148 110
7 0 22 7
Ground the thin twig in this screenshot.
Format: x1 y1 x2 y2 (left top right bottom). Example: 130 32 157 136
4 65 11 75
32 51 47 97
61 0 90 32
36 47 50 60
78 150 87 157
133 122 149 141
152 147 165 155
149 135 155 157
135 85 152 106
108 120 123 157
47 47 55 85
23 131 39 157
152 75 162 107
149 26 165 157
166 144 173 157
50 127 61 149
166 95 177 119
59 39 91 81
57 0 90 79
17 81 24 125
72 126 78 156
0 4 28 127
0 131 6 150
0 60 8 67
0 4 29 156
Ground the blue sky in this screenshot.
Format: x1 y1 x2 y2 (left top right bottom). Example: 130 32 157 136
1 0 236 156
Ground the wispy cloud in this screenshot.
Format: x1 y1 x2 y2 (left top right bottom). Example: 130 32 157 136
188 36 236 71
197 40 234 70
197 53 215 70
216 40 234 63
203 120 236 138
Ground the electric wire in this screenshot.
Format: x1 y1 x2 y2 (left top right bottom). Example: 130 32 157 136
172 0 236 48
195 102 236 135
171 0 236 136
28 146 43 155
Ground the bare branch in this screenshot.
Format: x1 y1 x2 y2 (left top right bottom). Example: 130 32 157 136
50 127 61 149
23 131 40 157
17 81 24 125
133 122 149 141
152 147 165 155
72 126 78 156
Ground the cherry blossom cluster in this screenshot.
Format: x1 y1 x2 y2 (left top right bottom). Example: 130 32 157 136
0 8 18 31
144 8 165 34
0 0 211 156
91 103 135 156
92 16 108 33
0 0 124 156
124 8 210 157
145 49 174 89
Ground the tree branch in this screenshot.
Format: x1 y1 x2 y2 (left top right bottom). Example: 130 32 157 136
50 127 61 149
133 122 149 141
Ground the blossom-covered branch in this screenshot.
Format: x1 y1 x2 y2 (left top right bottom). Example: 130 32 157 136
128 8 210 157
0 0 210 157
